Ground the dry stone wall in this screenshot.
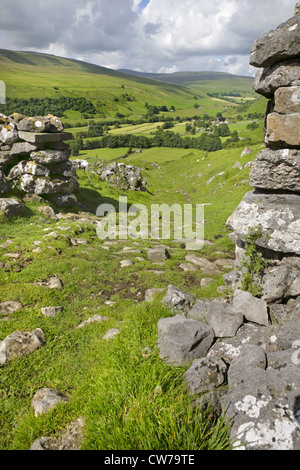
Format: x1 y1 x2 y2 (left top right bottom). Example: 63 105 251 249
157 5 300 451
0 113 79 209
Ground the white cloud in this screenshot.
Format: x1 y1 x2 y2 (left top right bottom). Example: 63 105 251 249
0 0 297 76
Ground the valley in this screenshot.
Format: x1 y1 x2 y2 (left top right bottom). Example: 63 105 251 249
0 49 265 450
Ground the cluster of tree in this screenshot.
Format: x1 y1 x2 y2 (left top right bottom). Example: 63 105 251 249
0 97 97 118
69 127 225 156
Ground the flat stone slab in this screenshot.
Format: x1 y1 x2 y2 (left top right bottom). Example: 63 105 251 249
18 131 73 144
250 13 300 68
226 190 300 255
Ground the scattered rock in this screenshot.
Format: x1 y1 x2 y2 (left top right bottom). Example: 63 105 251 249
30 418 85 451
41 307 63 318
77 314 109 328
148 246 170 261
162 284 195 314
32 388 69 417
103 328 119 340
120 259 134 268
0 328 46 365
0 301 23 315
0 198 25 217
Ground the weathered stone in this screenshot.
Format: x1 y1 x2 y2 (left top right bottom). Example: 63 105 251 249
48 193 78 208
157 315 214 366
276 313 300 350
103 328 119 340
184 356 227 394
161 284 195 314
18 131 72 144
265 112 300 148
20 174 79 195
262 259 300 303
253 59 300 98
77 314 109 328
0 122 18 145
186 299 211 322
17 116 51 133
32 388 69 417
120 259 133 268
240 147 253 158
36 206 58 220
185 254 221 275
148 246 170 261
205 300 244 338
0 151 18 172
232 289 269 326
0 198 25 217
41 307 63 318
226 190 300 255
30 418 85 451
144 288 165 302
48 161 77 177
0 328 46 365
227 344 267 391
30 148 71 165
0 171 9 193
250 148 300 192
274 86 300 114
0 301 23 315
250 14 300 68
10 141 37 156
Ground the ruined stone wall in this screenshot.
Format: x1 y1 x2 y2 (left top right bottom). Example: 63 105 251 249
226 4 300 290
0 113 78 208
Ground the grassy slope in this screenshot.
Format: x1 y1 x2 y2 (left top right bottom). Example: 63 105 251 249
0 49 259 120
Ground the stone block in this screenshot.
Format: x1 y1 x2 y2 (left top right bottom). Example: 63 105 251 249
265 112 300 148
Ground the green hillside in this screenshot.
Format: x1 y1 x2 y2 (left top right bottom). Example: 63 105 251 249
0 49 259 122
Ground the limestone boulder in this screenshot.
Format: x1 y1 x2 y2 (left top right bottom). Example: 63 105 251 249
184 356 227 394
253 59 300 98
250 148 300 192
205 300 244 338
226 190 300 255
0 198 25 217
0 122 18 145
0 328 46 365
32 388 69 416
250 13 300 68
20 174 79 195
157 315 215 366
30 149 71 165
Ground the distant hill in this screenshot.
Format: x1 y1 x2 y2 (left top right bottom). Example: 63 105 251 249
118 69 253 84
0 49 259 121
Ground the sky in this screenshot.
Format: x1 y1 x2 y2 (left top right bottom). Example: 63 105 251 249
0 0 297 77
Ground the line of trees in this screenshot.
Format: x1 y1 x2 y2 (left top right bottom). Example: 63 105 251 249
0 97 97 118
69 127 226 156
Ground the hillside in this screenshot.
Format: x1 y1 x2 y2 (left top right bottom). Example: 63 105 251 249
0 49 259 122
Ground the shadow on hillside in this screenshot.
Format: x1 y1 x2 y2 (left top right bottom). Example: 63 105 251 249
75 187 139 216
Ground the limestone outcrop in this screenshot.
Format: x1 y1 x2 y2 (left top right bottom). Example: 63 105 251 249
0 113 79 208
